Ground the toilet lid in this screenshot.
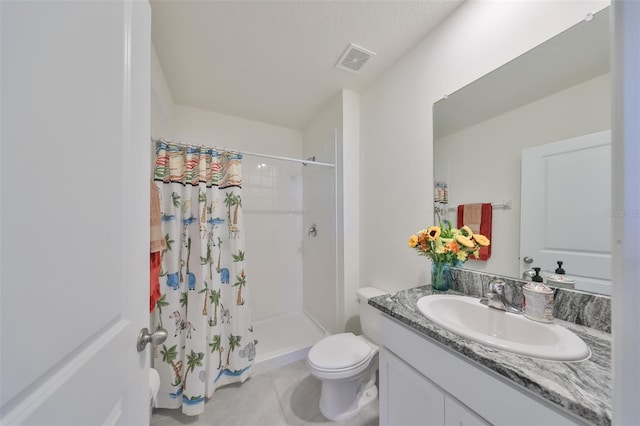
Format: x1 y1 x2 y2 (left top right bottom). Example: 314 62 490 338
308 333 373 370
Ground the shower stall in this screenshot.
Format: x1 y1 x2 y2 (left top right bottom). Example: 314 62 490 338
241 140 338 375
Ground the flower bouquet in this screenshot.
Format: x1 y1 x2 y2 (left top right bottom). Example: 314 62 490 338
408 222 490 291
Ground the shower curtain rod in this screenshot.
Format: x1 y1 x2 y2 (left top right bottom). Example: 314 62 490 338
154 138 335 168
240 150 335 167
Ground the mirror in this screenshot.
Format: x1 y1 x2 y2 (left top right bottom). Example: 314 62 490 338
433 7 611 295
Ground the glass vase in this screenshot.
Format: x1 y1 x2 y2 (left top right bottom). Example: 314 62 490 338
431 261 453 292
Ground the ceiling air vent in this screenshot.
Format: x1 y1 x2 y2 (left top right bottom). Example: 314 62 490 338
335 43 376 74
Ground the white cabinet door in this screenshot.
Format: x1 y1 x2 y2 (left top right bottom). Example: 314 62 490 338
520 130 611 294
445 394 490 426
1 1 151 425
379 348 445 426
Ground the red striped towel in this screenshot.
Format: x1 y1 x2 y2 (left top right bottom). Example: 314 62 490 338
150 181 164 312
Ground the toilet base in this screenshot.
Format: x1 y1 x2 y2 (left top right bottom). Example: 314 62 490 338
317 355 378 421
319 381 378 421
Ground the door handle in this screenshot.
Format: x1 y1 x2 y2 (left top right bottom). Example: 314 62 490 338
523 256 534 264
137 327 168 352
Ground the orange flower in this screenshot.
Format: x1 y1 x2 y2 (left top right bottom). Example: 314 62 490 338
445 240 460 253
408 235 419 248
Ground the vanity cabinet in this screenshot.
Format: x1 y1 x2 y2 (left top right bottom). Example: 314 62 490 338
380 347 488 425
379 315 581 426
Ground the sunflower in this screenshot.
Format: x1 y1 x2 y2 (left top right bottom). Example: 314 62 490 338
408 235 419 248
426 226 441 241
460 225 473 238
455 235 475 248
474 234 490 247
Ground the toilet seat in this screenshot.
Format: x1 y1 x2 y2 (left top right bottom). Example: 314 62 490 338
307 333 374 373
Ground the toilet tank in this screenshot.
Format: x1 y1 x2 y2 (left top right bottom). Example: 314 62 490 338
357 287 387 344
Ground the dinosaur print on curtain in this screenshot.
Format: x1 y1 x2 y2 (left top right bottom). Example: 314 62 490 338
152 140 256 416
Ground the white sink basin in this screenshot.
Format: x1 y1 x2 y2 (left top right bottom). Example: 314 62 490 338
416 295 590 362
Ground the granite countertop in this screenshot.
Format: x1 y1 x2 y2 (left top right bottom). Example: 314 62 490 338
370 286 612 426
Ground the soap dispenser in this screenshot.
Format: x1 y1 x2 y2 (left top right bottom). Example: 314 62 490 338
547 261 575 288
532 267 544 283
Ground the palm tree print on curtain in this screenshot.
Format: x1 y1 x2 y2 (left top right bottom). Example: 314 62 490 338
152 140 255 416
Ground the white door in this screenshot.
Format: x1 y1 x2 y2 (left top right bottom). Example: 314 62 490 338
1 1 151 425
520 130 611 294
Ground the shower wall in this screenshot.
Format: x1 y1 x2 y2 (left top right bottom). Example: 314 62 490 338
302 96 339 334
301 90 360 335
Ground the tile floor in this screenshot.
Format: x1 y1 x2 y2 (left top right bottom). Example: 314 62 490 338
150 360 379 426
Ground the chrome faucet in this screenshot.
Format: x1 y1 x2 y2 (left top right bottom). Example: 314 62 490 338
481 278 523 314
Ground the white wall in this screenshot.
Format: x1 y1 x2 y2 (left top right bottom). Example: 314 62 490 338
359 0 609 295
170 104 305 322
434 73 610 278
151 44 174 140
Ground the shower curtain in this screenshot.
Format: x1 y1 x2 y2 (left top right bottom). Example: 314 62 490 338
152 140 255 416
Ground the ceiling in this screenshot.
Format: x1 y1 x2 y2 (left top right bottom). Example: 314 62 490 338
150 0 464 130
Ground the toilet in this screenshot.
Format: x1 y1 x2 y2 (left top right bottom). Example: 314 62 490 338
307 287 387 421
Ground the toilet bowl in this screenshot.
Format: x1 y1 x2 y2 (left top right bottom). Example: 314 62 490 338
306 287 386 421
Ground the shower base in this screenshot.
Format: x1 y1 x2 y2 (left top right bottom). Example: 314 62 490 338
252 310 328 375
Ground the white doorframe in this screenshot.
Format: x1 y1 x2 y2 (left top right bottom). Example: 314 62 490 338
119 1 152 423
612 0 640 424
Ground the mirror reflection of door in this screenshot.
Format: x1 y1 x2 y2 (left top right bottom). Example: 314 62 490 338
520 130 611 295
